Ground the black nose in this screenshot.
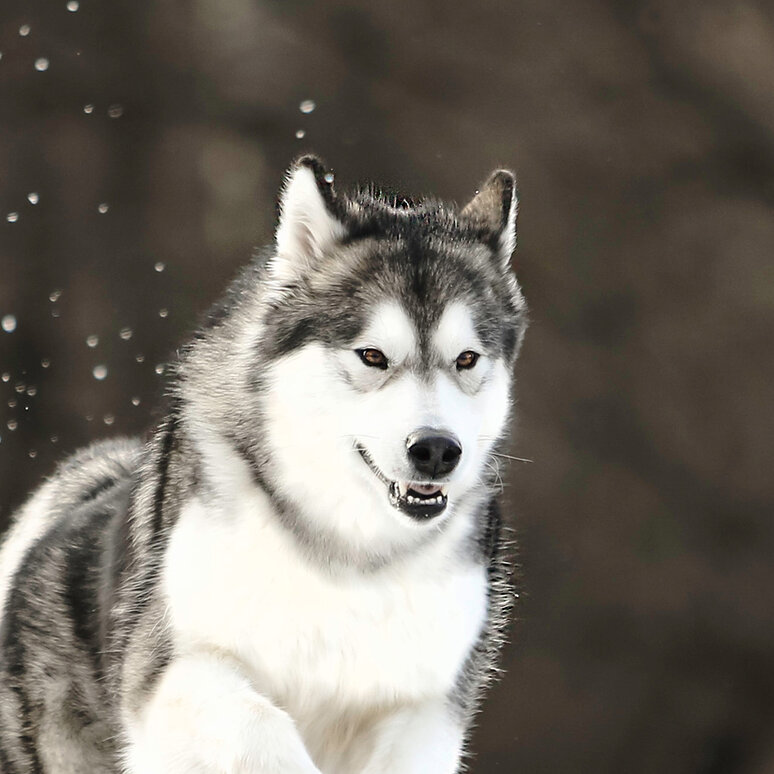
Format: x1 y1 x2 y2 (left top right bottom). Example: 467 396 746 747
406 429 462 478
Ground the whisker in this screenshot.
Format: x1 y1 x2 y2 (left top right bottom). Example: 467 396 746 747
488 452 534 464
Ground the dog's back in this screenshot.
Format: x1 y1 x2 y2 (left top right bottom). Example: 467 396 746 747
0 439 141 773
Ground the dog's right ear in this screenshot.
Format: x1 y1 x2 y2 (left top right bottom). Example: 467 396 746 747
271 156 346 282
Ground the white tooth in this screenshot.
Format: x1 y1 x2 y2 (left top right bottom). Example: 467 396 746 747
440 486 449 496
399 482 409 496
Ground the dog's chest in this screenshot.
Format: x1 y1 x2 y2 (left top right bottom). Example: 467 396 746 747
163 500 487 710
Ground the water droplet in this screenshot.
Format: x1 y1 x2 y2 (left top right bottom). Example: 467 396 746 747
7 420 17 431
27 192 39 205
103 414 114 426
66 0 80 11
97 202 109 214
26 386 37 397
323 172 334 184
159 308 168 318
1 373 9 382
107 104 124 119
34 58 49 72
1 315 17 333
92 364 108 380
7 212 19 223
131 396 140 407
119 326 133 340
154 364 165 375
83 104 94 114
299 100 316 114
19 25 31 37
7 399 16 408
154 261 165 272
86 334 99 348
50 435 58 444
135 353 145 363
295 129 306 139
49 289 62 302
14 382 25 394
28 449 37 459
41 358 50 368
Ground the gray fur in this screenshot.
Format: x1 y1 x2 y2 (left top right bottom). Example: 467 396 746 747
0 156 526 771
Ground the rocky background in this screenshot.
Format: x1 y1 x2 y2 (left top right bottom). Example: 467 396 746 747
2 0 773 771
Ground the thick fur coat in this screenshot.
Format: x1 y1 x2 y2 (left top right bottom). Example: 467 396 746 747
0 156 527 773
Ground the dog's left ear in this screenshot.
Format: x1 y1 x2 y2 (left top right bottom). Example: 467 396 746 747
462 169 518 271
272 155 346 282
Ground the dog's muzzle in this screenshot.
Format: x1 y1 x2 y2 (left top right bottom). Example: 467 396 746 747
356 444 449 521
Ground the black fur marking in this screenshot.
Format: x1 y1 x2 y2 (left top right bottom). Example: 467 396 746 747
151 411 179 536
82 476 118 503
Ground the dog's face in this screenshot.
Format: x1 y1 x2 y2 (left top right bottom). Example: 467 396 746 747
259 158 526 560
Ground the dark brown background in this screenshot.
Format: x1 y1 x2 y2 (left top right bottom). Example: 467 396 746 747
2 0 773 771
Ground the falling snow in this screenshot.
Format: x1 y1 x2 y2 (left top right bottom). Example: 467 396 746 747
86 334 99 347
92 364 108 380
299 99 316 114
34 58 50 72
7 212 19 223
27 192 39 205
1 315 17 333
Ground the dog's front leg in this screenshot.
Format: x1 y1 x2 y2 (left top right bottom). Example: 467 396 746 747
360 700 465 774
123 652 321 774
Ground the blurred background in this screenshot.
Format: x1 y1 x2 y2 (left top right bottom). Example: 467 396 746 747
1 0 773 771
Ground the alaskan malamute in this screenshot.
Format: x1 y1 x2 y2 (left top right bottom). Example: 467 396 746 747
0 156 527 773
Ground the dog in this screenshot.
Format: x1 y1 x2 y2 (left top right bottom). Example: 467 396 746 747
0 155 528 773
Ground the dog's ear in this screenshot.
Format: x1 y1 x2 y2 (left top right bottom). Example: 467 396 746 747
462 169 518 271
272 155 346 281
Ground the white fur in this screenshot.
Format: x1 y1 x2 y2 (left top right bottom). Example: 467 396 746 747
128 299 510 773
432 301 482 365
272 165 346 283
126 459 484 772
354 300 418 365
498 186 518 267
260 301 511 557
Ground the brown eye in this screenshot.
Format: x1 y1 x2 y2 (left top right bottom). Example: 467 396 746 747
456 350 479 370
357 348 388 369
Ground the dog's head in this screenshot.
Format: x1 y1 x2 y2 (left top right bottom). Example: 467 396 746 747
185 156 527 563
249 156 527 561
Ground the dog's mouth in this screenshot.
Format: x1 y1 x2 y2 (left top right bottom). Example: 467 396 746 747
356 445 448 520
